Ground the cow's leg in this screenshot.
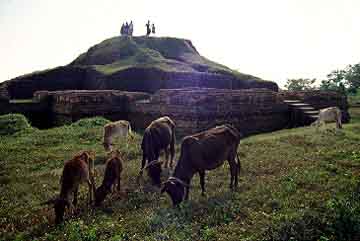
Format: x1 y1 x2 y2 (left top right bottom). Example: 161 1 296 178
164 147 170 168
87 179 93 205
199 170 206 196
73 186 79 207
117 176 121 192
169 133 175 169
228 155 238 190
184 186 190 200
337 114 342 129
140 153 146 175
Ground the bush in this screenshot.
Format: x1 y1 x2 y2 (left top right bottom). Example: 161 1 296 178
0 113 32 135
71 117 110 128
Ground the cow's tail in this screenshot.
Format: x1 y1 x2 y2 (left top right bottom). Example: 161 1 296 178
337 109 343 129
170 125 176 164
128 123 135 140
236 152 241 175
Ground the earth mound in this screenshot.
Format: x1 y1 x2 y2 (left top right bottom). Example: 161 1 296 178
0 36 278 99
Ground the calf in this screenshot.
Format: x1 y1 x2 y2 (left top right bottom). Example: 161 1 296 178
95 150 123 206
161 124 241 206
103 120 133 152
139 116 176 187
312 106 342 129
44 151 96 224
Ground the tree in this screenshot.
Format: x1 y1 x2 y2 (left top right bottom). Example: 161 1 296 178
284 78 316 91
320 69 347 94
320 63 360 94
345 63 360 93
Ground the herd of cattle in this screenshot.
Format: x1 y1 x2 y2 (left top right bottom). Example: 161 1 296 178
43 106 343 224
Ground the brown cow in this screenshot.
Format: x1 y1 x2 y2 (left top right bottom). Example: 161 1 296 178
95 150 123 206
103 120 133 152
43 151 96 224
139 116 176 187
161 124 241 206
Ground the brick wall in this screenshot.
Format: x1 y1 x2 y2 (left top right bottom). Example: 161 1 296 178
130 88 289 137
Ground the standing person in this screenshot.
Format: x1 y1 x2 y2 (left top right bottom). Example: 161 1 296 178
120 23 125 35
125 22 129 35
151 23 156 35
146 20 151 36
129 21 133 36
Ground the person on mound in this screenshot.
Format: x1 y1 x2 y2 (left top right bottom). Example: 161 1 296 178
152 23 156 35
146 20 151 36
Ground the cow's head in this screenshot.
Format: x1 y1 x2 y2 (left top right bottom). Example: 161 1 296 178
147 162 162 187
94 185 109 206
161 180 185 206
103 142 112 152
43 197 70 224
54 198 70 224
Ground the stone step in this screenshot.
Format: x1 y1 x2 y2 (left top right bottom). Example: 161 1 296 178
283 99 301 103
288 103 311 107
298 106 316 111
309 115 319 119
303 110 319 115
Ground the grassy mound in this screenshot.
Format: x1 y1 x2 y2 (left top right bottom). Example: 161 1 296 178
0 113 32 135
70 36 262 80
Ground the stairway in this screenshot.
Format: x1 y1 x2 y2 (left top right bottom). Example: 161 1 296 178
283 99 319 127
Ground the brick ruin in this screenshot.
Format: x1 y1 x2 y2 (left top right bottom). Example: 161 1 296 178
0 88 350 137
130 88 289 136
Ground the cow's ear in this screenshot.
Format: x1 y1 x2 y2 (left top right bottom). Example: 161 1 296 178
79 152 88 160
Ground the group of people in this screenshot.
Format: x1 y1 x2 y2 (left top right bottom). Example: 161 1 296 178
120 20 156 37
120 21 134 36
145 20 156 36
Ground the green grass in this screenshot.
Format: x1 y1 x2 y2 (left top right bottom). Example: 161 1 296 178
1 110 360 240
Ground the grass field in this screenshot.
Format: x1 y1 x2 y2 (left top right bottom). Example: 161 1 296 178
1 109 360 240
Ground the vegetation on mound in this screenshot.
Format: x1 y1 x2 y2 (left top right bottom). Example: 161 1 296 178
0 113 32 135
1 110 360 240
72 36 261 81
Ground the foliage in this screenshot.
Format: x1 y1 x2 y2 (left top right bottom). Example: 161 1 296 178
320 63 360 94
71 117 110 128
0 113 32 135
284 78 316 91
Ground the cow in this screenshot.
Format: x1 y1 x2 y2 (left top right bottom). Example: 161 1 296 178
312 106 342 129
95 150 123 206
103 120 133 152
161 124 241 206
139 116 176 187
43 151 96 224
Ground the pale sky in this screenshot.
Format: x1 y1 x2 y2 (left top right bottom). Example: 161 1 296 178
1 0 359 88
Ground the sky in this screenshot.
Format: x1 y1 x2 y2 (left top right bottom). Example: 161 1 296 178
0 0 359 88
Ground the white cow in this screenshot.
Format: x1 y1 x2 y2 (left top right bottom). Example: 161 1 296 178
103 120 133 152
312 106 342 129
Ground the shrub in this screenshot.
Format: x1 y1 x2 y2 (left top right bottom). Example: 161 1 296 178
0 113 32 135
71 117 110 128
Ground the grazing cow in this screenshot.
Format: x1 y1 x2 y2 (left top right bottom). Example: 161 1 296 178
139 116 176 187
103 120 133 152
161 124 241 206
95 150 123 206
43 151 96 224
312 106 342 129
